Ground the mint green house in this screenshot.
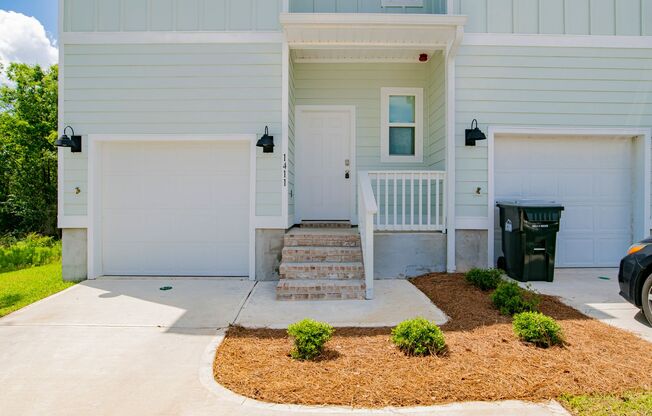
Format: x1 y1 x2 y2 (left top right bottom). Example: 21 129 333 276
58 0 652 300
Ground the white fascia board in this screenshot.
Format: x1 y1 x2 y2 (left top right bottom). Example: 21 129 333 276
61 31 284 45
280 13 468 27
463 33 652 48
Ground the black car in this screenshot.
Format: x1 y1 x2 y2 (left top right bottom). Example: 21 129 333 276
619 237 652 324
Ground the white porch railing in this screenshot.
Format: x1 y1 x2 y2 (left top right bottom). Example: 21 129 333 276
357 171 378 300
358 170 447 299
368 171 446 231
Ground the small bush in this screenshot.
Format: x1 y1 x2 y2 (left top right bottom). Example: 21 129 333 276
491 281 539 316
0 234 61 273
513 311 564 348
391 317 446 356
465 268 503 291
287 319 334 360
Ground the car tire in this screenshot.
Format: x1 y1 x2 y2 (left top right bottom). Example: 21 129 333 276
642 274 652 326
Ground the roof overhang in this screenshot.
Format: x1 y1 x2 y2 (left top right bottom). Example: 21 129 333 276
280 13 467 63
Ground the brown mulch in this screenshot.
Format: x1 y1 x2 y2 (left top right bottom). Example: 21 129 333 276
213 273 652 407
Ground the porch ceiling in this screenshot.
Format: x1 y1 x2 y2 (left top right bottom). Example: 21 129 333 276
281 13 467 63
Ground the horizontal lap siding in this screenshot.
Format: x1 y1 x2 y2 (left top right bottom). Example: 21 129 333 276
453 0 651 35
63 42 283 217
427 53 446 170
293 62 431 171
64 0 282 32
455 45 652 218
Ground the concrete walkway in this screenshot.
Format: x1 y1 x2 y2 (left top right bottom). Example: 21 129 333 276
0 277 568 415
526 268 652 342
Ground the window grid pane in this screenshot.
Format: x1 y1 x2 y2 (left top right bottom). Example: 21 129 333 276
389 95 415 124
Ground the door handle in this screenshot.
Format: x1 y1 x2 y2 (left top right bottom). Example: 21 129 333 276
345 170 350 179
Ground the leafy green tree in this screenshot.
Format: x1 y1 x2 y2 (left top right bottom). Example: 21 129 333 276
0 63 58 236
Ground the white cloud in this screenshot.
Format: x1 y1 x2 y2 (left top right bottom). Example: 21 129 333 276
0 10 58 81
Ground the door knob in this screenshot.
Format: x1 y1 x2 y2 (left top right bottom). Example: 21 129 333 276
345 170 350 179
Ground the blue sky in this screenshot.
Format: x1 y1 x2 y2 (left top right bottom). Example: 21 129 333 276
0 0 58 40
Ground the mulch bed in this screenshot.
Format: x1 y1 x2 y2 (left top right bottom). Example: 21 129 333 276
213 273 652 407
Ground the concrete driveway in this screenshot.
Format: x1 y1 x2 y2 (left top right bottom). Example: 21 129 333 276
527 268 652 342
0 277 569 416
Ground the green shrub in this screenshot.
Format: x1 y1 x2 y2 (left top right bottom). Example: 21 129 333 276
465 268 503 291
491 281 539 316
0 234 61 273
391 317 447 356
287 319 334 360
513 311 564 348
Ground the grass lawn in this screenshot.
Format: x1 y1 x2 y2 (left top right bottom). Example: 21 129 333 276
0 263 74 317
560 391 652 416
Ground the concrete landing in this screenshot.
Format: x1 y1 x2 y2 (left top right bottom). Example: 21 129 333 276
236 279 448 328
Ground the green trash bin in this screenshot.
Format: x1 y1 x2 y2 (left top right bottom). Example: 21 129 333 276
496 200 564 282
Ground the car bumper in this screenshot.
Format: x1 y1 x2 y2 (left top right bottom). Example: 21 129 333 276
619 255 642 307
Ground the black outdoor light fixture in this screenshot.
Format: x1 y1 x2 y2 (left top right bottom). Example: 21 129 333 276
465 119 487 146
55 126 82 153
256 126 274 153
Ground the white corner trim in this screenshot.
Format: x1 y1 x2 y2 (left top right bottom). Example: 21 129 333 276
456 217 489 230
380 87 424 163
486 126 652 269
58 216 88 229
463 33 652 49
86 134 258 281
282 42 290 229
61 31 284 45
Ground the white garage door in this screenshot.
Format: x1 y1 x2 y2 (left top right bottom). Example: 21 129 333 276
495 135 633 267
101 141 250 276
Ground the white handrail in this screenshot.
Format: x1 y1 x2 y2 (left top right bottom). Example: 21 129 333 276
358 171 378 300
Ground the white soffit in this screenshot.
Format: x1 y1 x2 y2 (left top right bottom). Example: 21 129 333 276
292 48 442 63
280 13 467 50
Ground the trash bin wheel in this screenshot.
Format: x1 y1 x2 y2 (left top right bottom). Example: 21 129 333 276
496 256 506 271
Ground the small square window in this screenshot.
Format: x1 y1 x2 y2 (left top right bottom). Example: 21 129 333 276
381 88 423 163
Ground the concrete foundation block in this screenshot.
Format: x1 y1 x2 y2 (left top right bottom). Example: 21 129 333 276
62 228 88 282
374 232 446 279
455 230 488 272
255 229 285 281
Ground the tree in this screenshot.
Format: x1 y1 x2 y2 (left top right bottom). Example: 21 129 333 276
0 63 58 236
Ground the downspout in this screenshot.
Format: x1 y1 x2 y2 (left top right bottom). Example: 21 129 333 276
445 25 464 273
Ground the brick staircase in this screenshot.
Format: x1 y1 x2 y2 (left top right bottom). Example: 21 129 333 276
276 222 366 301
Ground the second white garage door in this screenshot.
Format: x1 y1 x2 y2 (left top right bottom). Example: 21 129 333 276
101 141 250 276
494 135 633 267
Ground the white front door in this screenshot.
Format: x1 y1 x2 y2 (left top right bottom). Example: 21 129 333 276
296 106 354 221
494 135 634 267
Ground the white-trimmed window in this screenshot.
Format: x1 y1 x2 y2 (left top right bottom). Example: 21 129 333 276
381 87 424 163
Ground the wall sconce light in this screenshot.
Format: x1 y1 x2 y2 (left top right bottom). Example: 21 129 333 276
256 126 274 153
55 126 82 153
465 119 487 146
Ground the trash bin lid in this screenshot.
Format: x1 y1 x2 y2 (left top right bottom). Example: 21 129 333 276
496 199 564 209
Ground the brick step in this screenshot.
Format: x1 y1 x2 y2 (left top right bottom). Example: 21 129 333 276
276 279 366 301
282 246 362 263
279 262 364 280
301 220 351 229
284 232 360 248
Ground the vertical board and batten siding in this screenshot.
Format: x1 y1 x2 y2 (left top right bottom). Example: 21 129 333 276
63 0 283 32
452 0 652 35
289 0 447 13
62 43 283 217
455 45 652 218
427 52 446 170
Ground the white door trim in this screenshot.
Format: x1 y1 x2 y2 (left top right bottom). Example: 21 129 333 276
294 105 357 224
487 126 652 268
87 134 257 280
